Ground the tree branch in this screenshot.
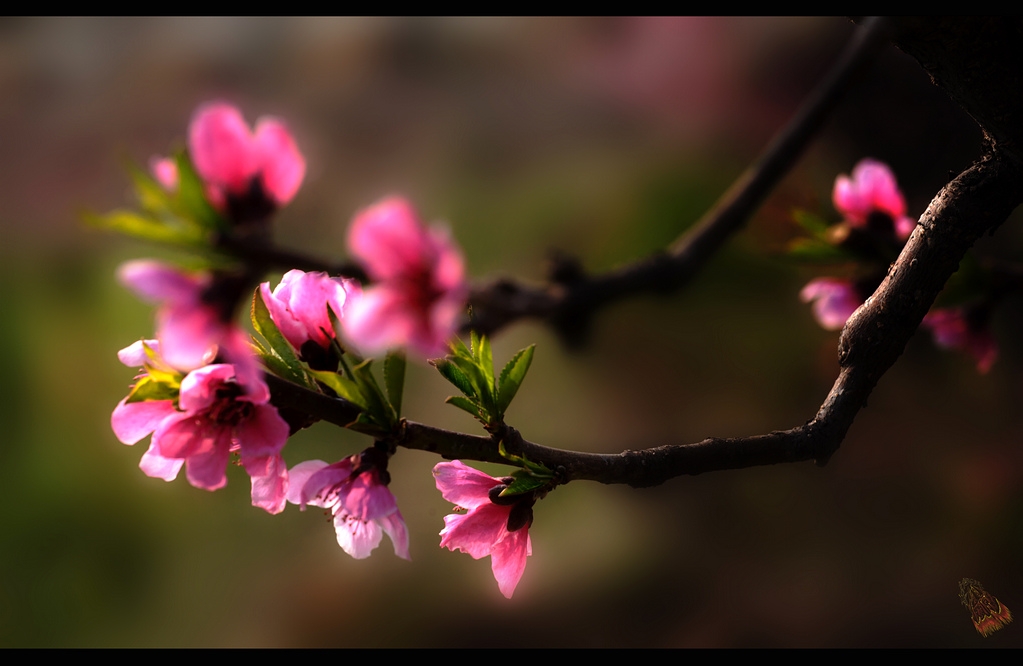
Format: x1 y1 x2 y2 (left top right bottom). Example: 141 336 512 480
467 17 895 344
266 17 1023 487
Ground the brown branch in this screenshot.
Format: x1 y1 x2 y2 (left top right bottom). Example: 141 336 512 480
267 17 1023 488
467 17 894 343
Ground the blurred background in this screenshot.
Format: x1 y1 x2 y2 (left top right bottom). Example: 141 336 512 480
2 17 1022 647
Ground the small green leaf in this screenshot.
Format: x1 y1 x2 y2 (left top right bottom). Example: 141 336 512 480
477 333 494 389
792 209 831 237
308 369 369 411
84 210 208 247
445 395 482 419
347 412 391 437
174 151 226 232
432 358 477 399
350 358 397 429
497 344 535 416
384 349 406 418
449 335 474 361
786 237 853 263
471 329 482 362
449 355 495 417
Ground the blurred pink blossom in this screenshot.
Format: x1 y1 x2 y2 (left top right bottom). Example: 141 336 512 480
800 277 863 331
433 460 532 599
117 260 258 384
149 156 178 191
344 196 467 357
833 158 916 240
922 307 998 373
287 456 410 560
188 101 305 214
112 345 290 513
260 270 360 367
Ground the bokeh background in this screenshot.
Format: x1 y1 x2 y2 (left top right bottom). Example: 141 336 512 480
2 16 1022 647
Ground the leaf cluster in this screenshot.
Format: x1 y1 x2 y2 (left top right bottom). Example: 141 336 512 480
432 331 534 431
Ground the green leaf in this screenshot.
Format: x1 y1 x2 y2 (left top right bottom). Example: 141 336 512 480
477 333 494 389
445 395 482 419
384 349 406 418
496 344 535 416
449 355 495 417
786 237 853 263
347 412 390 437
84 210 208 247
350 358 397 429
471 329 482 362
308 369 369 411
432 358 477 399
250 291 310 387
173 151 226 232
449 335 474 361
792 209 831 237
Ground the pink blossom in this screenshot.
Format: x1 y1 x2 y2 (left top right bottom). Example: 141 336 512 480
150 156 178 191
800 277 863 331
833 158 916 240
433 460 532 599
922 307 998 373
112 345 290 513
117 260 257 385
260 270 360 368
344 196 468 357
287 455 409 560
188 101 305 214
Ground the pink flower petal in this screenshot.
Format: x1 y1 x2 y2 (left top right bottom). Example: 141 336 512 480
247 453 289 514
800 278 862 331
234 404 290 458
439 503 512 560
490 526 531 599
189 102 257 196
433 460 501 509
111 398 177 445
381 509 411 561
138 441 184 482
253 117 305 206
334 510 384 560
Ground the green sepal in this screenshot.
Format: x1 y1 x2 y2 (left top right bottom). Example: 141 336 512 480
383 349 406 418
250 290 311 388
496 344 535 417
445 395 482 420
499 470 551 497
125 369 182 404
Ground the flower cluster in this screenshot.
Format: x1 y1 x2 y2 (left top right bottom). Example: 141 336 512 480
799 158 998 372
113 101 523 595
